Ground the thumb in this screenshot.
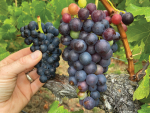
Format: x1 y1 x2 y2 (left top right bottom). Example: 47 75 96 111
2 50 42 78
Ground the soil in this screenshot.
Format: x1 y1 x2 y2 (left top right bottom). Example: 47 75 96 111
20 44 129 113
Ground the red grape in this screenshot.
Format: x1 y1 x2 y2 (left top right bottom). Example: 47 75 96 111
105 16 111 24
122 23 128 32
62 13 71 23
111 14 122 25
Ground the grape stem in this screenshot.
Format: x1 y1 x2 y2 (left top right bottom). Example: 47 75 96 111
100 0 138 82
107 0 125 14
37 16 44 33
95 0 99 9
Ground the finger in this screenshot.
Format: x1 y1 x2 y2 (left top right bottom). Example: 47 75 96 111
31 77 45 96
27 69 40 81
24 67 35 74
1 50 42 79
0 47 31 67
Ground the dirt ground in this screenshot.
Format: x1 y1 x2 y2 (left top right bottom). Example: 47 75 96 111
20 44 129 113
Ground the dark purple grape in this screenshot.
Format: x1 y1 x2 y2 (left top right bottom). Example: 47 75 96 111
102 28 116 41
97 84 107 92
40 45 47 53
69 18 82 31
42 52 48 60
43 40 50 45
97 74 106 85
95 39 111 54
100 49 113 60
85 33 98 46
20 27 24 32
62 49 70 61
40 76 47 83
61 35 72 46
95 99 100 107
91 10 103 22
73 39 87 53
79 100 84 106
86 74 98 86
101 19 110 29
84 62 97 74
59 22 70 36
47 26 56 34
24 38 32 45
83 19 94 33
111 43 118 53
113 32 120 41
122 12 134 25
89 85 97 92
92 22 105 35
68 66 77 77
47 57 55 64
77 81 88 92
78 31 88 41
24 29 30 37
86 3 96 14
31 30 37 38
46 33 54 43
73 60 83 71
48 44 55 52
99 58 111 67
90 91 100 100
69 76 77 86
103 67 108 73
28 21 37 31
83 97 95 110
79 52 92 65
37 67 45 75
75 70 87 82
86 45 95 55
30 46 35 52
70 39 77 49
68 60 74 66
92 53 101 63
68 50 79 62
38 33 46 40
78 8 89 20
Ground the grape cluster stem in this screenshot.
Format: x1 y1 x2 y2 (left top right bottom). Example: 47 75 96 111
100 0 139 82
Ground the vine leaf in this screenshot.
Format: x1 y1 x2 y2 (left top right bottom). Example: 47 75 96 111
48 101 70 113
0 46 10 61
0 24 16 40
126 4 150 22
133 57 150 100
126 18 150 54
50 0 75 15
137 104 150 113
0 0 8 15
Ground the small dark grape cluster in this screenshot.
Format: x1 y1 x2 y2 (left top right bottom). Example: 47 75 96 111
59 3 120 110
20 20 62 83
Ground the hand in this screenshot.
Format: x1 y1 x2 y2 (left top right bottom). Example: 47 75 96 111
0 47 44 113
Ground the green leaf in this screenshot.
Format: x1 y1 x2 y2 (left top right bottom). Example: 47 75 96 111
133 64 150 100
126 0 141 6
50 0 75 15
0 0 8 15
71 110 84 113
14 7 22 17
48 101 70 113
0 46 10 61
0 24 16 40
126 4 150 22
126 18 150 54
53 15 62 29
21 2 31 15
0 15 7 23
17 12 33 29
117 0 126 10
138 104 150 113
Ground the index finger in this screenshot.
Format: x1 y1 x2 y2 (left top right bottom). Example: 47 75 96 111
0 47 32 67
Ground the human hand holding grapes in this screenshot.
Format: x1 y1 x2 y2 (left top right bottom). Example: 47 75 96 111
0 47 44 113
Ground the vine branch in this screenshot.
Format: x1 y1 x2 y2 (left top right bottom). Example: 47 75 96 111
100 0 142 82
15 0 17 7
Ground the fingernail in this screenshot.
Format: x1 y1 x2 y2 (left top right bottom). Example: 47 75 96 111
31 51 41 59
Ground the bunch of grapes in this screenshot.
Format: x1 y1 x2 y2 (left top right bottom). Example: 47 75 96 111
59 0 134 110
20 16 62 83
